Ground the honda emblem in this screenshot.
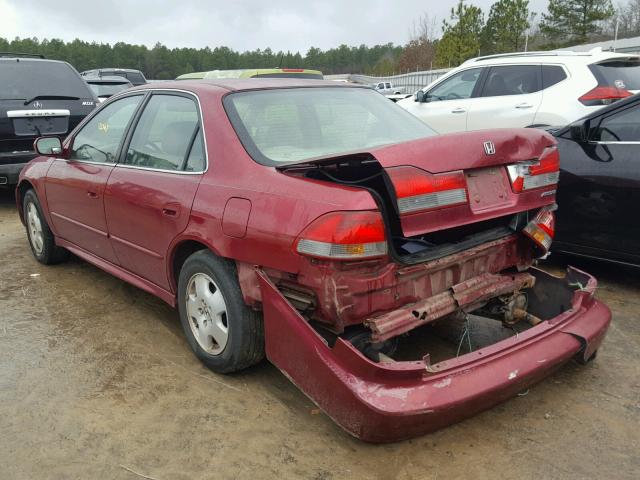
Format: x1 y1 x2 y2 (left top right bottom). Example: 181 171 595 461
483 141 496 155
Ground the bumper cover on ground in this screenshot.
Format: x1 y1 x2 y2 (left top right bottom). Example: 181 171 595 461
257 267 611 443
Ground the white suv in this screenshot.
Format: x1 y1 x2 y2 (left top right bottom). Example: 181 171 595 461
397 49 640 133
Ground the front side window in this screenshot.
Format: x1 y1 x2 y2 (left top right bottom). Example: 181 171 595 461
427 68 482 102
124 94 201 171
70 94 142 163
481 65 541 97
224 87 436 165
593 105 640 142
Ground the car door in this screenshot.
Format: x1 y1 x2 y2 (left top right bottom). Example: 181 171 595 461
467 64 543 130
404 67 484 134
104 91 205 290
556 100 640 262
45 94 144 263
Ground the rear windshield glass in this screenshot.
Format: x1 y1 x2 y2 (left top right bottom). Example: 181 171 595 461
88 82 130 97
589 59 640 90
0 60 92 100
224 87 436 165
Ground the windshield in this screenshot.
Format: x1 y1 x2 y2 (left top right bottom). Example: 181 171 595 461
0 60 93 100
88 82 130 97
590 59 640 90
224 87 436 165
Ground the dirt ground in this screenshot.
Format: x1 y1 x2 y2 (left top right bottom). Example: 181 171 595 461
0 188 638 480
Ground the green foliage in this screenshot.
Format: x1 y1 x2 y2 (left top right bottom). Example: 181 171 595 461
481 0 530 53
435 0 485 68
540 0 615 44
0 37 403 78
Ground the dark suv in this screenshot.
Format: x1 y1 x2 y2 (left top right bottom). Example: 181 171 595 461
1 53 97 186
80 68 147 86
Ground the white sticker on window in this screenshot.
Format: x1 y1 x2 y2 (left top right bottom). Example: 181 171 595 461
615 79 626 89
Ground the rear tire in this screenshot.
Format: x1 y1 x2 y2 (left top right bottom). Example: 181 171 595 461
177 250 264 373
22 189 68 265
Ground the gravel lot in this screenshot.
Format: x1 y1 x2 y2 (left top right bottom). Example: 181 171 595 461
1 188 638 480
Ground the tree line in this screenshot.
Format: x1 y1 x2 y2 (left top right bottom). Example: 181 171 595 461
0 0 638 79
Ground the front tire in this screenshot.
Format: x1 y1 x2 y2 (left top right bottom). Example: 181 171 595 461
177 250 264 373
22 189 68 265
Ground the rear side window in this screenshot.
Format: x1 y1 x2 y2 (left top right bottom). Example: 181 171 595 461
481 65 541 97
0 60 93 100
124 94 202 171
589 59 640 90
542 65 567 89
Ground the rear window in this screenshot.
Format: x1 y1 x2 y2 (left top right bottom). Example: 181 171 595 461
0 60 92 100
542 65 567 89
88 82 130 97
589 59 640 90
125 72 146 84
224 87 436 165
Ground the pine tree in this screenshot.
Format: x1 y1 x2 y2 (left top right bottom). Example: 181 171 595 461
434 0 485 68
482 0 530 54
540 0 615 44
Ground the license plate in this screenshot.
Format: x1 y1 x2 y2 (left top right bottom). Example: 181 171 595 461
12 116 69 136
465 167 510 212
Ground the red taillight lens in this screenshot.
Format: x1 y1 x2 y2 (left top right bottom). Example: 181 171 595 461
507 146 559 193
295 211 387 260
579 86 632 106
523 207 556 256
387 166 468 214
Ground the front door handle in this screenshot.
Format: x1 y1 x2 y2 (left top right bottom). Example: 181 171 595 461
87 191 98 199
162 207 178 217
515 103 533 109
451 107 466 114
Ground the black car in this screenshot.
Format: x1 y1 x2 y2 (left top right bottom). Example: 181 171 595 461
80 68 147 86
552 93 640 266
0 53 97 186
83 75 133 102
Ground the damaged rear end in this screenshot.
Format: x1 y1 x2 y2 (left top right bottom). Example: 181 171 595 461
254 129 611 442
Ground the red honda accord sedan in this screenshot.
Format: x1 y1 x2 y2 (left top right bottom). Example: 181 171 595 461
16 79 610 442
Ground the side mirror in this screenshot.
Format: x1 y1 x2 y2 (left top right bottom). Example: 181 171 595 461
569 120 589 142
415 91 425 103
34 137 63 156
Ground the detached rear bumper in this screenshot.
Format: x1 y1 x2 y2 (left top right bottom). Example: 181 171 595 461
257 267 611 443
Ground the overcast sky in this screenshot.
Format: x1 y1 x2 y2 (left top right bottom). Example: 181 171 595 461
0 0 548 52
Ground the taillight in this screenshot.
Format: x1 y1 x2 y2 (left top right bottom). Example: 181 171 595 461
579 86 632 106
523 207 556 256
507 146 559 193
387 166 468 214
295 211 387 260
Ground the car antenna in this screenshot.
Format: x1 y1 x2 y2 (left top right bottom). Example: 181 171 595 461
278 52 284 69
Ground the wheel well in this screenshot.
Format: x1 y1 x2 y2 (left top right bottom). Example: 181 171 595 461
171 240 209 288
16 180 35 223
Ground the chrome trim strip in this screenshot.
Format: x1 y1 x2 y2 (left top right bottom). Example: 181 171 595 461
50 211 108 237
591 141 640 145
7 109 71 118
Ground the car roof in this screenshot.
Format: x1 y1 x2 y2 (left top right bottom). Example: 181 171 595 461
84 75 131 84
0 56 68 65
129 78 365 93
176 68 323 80
83 67 143 73
462 49 640 66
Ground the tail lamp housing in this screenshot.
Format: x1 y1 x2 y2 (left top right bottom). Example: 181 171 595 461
387 166 468 214
523 206 556 256
295 210 387 260
507 146 560 193
579 86 632 106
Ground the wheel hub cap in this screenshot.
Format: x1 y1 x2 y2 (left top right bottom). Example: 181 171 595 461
185 273 228 355
26 202 44 255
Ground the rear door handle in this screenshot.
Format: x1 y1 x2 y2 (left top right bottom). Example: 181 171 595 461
451 107 466 114
515 103 533 109
87 191 98 198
